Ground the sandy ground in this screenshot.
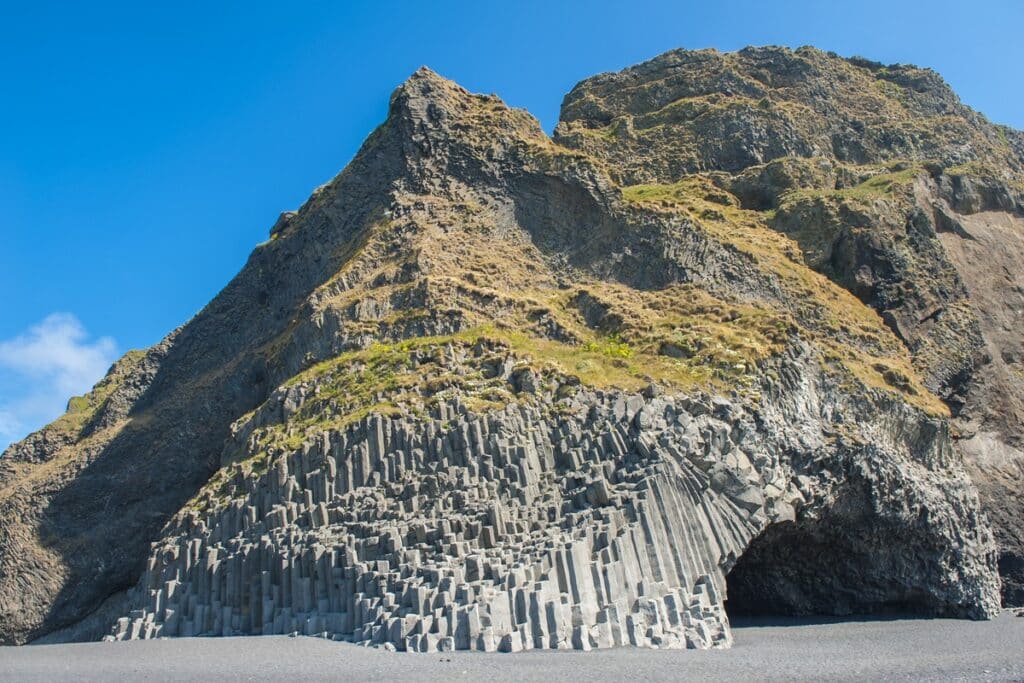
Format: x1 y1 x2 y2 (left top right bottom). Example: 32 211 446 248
3 613 1024 682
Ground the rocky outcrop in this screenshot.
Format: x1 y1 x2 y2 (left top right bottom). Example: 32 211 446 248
0 49 1014 649
556 46 1024 606
555 46 1022 181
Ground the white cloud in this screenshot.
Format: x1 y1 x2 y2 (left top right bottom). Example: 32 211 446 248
0 313 117 452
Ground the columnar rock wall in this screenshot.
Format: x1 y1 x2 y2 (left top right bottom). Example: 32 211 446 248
109 396 757 650
109 345 1000 650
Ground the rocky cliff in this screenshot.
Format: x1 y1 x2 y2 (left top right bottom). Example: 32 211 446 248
1 46 1019 650
555 46 1024 605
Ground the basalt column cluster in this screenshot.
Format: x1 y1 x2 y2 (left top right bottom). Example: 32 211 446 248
109 388 785 651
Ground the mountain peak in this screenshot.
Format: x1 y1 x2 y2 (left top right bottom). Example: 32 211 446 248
379 65 545 178
556 45 1020 182
388 65 473 121
396 65 459 95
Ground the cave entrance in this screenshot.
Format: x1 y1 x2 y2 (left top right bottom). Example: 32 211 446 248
723 519 950 621
724 520 842 619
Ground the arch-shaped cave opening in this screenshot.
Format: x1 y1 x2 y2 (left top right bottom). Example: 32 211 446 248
724 517 954 621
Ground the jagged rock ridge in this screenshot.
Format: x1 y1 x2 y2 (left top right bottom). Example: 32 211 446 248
0 48 1018 651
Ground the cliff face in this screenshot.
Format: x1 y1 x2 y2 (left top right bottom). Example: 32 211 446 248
0 48 1018 650
556 46 1024 605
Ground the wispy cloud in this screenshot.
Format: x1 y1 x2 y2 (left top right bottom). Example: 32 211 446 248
0 313 117 452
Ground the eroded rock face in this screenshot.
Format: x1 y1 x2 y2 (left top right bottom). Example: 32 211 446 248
0 50 1013 649
936 208 1024 605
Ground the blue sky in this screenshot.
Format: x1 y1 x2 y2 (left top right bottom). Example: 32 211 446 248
1 0 1022 449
